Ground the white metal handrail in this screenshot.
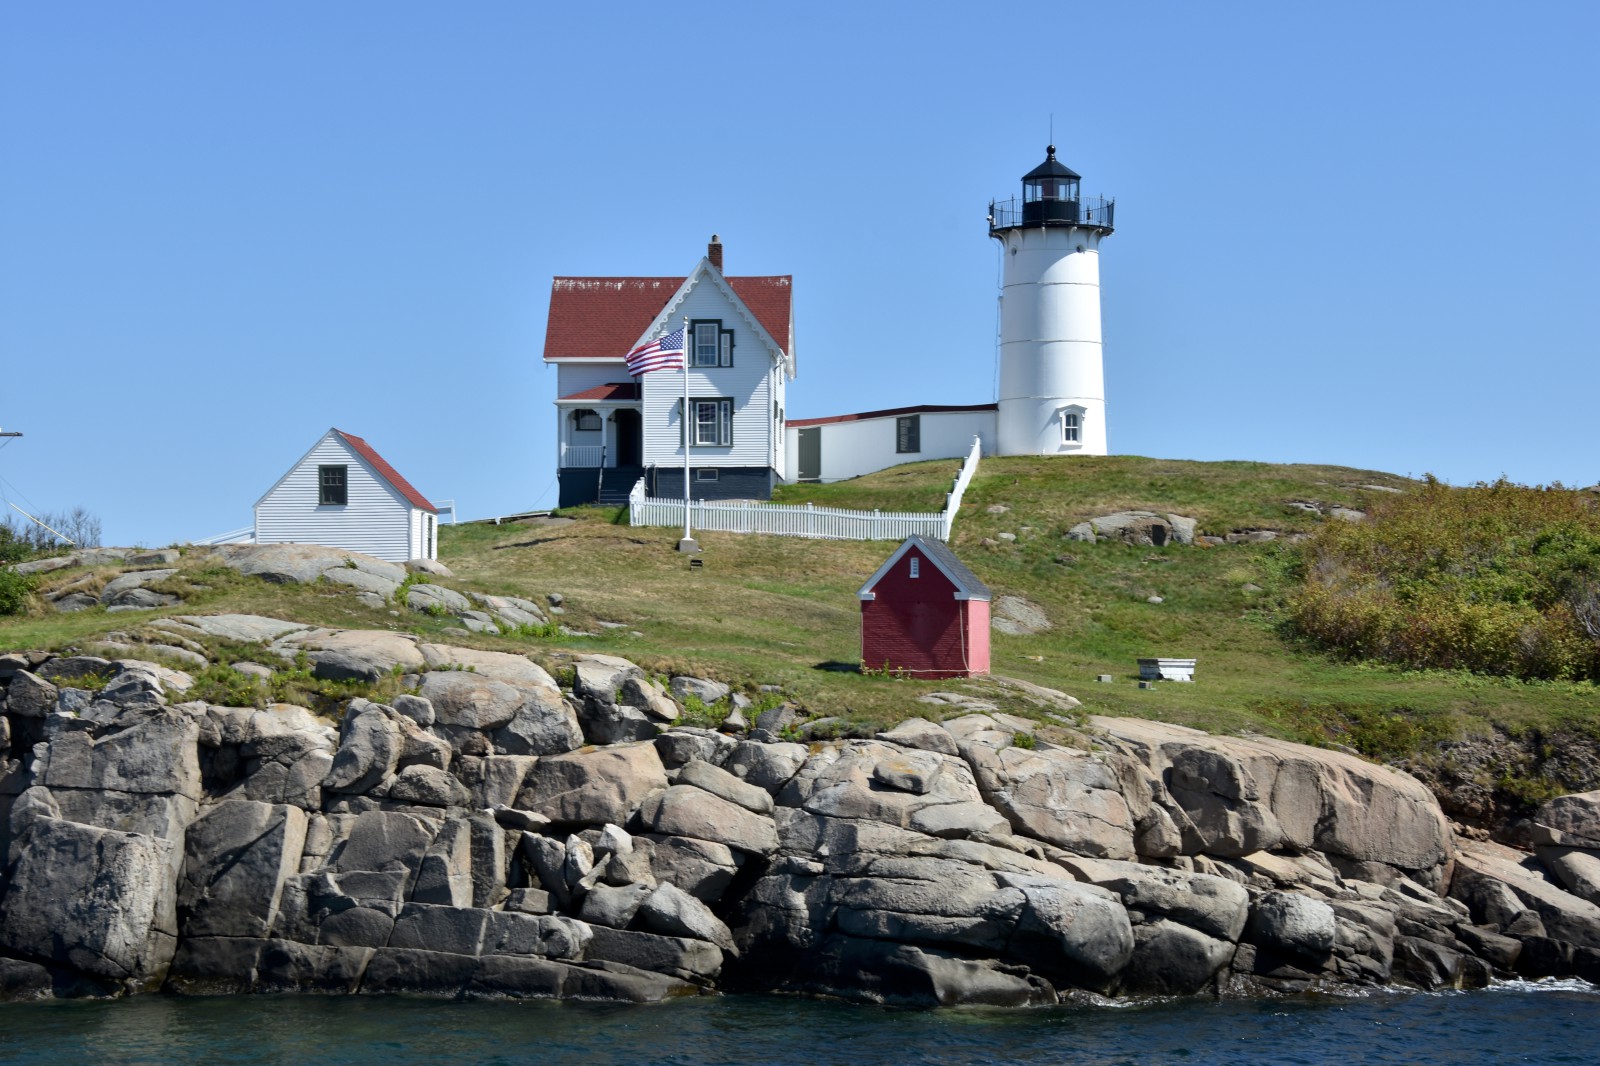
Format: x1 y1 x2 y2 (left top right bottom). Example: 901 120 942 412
190 526 255 546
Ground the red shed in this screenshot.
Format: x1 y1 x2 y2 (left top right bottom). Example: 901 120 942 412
858 535 992 678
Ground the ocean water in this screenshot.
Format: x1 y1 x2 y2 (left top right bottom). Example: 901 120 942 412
2 981 1598 1066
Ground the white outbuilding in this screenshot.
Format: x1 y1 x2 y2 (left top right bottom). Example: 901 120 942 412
254 428 439 562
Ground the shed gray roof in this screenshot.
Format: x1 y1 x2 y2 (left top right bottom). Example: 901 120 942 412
858 535 992 601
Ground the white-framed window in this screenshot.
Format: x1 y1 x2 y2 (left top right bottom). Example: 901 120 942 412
909 557 920 579
687 398 734 446
695 468 719 482
1062 410 1082 444
572 408 601 432
691 319 733 367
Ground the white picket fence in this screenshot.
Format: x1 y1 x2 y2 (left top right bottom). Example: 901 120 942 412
628 437 982 542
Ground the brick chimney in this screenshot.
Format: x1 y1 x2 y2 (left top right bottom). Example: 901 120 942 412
707 234 723 272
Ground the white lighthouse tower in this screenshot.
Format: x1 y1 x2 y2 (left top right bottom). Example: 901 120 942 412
990 146 1115 456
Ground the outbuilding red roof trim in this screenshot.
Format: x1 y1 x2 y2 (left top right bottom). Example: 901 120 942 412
543 275 792 362
786 403 996 429
334 430 438 513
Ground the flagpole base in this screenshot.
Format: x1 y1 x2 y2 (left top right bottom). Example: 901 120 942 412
676 538 701 554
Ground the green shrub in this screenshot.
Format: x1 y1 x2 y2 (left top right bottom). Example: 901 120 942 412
0 567 35 616
678 694 720 728
0 528 30 565
1286 477 1600 680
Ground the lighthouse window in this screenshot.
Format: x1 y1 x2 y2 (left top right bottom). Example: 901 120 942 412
1063 412 1081 443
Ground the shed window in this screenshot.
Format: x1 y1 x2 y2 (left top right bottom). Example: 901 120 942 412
909 557 920 579
572 409 601 432
896 415 921 454
319 464 348 506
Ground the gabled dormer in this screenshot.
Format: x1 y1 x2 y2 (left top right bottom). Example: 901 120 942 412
542 236 793 377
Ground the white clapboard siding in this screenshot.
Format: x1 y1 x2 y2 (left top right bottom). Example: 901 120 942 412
254 431 429 562
642 278 782 470
631 437 982 542
557 361 632 397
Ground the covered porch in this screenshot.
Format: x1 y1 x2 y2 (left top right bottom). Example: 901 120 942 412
556 383 643 470
556 383 643 507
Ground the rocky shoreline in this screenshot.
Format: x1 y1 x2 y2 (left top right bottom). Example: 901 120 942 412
6 562 1600 1005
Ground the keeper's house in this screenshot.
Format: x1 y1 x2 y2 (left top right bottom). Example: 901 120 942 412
858 535 991 678
254 428 440 562
542 236 794 507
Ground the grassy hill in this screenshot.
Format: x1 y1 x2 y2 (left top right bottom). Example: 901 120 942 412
439 455 1596 756
7 455 1598 776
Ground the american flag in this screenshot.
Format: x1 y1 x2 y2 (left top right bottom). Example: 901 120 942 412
625 327 686 375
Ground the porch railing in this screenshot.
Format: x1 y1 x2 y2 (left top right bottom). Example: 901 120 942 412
560 443 605 468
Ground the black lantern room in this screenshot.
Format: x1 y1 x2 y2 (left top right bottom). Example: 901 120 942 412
989 146 1114 236
1022 145 1081 224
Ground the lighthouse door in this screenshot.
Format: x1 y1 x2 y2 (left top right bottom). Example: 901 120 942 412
798 428 821 481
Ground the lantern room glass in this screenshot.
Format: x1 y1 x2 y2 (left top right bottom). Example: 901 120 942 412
1024 177 1079 203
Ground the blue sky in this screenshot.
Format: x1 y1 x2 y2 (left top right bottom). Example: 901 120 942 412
2 2 1595 547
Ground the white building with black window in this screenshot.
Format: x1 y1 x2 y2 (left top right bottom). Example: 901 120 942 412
542 236 794 506
786 405 997 484
253 428 440 561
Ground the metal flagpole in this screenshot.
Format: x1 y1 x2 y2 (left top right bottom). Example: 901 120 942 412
678 317 698 553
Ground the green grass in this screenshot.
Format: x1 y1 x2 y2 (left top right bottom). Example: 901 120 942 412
3 455 1594 767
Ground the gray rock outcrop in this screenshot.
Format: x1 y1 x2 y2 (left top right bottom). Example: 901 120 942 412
3 635 1595 1008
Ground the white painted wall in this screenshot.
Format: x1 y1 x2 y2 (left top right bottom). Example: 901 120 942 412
254 431 432 562
772 363 787 480
995 224 1108 456
784 410 996 483
555 361 631 397
641 278 784 471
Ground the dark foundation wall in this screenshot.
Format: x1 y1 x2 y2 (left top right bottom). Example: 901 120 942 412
558 470 599 508
647 466 776 501
559 467 643 508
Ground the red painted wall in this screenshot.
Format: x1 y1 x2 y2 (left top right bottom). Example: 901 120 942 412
860 546 987 678
965 598 991 676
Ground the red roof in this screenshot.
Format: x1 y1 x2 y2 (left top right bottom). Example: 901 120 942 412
335 430 437 513
558 382 639 402
787 403 996 429
543 275 792 361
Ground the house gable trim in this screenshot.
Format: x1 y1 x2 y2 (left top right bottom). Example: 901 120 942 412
635 259 793 379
